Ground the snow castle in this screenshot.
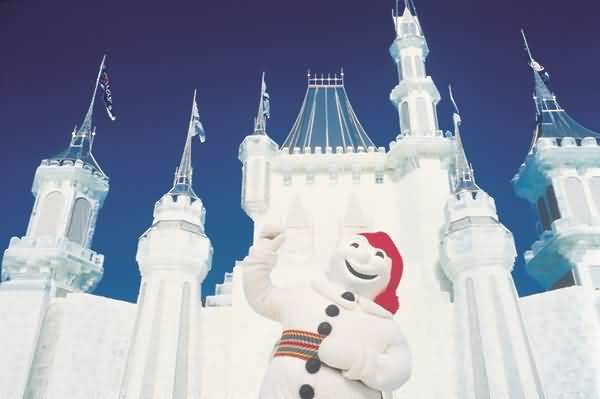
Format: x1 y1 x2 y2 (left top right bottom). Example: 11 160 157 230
1 4 599 399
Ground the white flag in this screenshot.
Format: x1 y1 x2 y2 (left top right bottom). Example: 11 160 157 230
189 92 206 143
261 73 270 119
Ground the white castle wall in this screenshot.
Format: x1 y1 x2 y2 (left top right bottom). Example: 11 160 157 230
0 290 135 399
520 286 600 399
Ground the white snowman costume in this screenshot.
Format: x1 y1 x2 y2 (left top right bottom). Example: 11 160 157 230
243 228 412 399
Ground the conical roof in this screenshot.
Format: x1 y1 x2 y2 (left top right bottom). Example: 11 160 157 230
282 73 375 152
532 72 600 141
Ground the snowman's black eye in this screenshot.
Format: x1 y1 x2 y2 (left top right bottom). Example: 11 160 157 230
350 243 359 248
375 251 385 259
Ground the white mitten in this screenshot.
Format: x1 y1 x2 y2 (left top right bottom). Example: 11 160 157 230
244 225 286 268
318 336 361 371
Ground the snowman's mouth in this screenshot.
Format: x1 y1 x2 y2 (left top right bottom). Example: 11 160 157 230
345 259 378 280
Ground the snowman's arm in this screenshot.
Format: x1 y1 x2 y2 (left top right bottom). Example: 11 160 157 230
343 327 412 391
242 238 286 321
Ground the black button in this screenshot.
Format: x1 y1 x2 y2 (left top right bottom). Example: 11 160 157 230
325 304 340 317
305 357 321 374
342 291 355 302
299 384 315 399
318 321 332 336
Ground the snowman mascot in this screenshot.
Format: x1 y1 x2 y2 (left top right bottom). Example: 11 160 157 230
243 226 412 399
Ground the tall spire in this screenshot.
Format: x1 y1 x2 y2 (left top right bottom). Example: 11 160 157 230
49 55 109 176
520 29 600 147
169 90 205 199
254 72 271 135
449 85 479 193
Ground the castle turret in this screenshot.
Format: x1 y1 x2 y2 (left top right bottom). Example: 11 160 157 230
1 58 110 295
119 91 212 399
441 98 546 399
384 1 453 176
240 73 279 219
388 2 440 137
512 31 600 291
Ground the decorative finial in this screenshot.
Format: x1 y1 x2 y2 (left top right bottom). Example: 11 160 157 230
254 72 271 134
169 90 206 198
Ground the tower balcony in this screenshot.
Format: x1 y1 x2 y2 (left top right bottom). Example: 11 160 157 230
1 235 104 293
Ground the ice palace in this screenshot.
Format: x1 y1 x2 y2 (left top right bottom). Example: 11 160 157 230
1 3 599 399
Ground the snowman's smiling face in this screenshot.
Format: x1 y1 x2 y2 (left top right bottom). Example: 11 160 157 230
326 235 392 300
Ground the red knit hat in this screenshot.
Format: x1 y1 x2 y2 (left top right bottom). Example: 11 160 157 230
358 232 403 314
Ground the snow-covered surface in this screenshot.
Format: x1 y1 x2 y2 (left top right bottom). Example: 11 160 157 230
521 287 600 399
0 290 135 399
0 283 49 399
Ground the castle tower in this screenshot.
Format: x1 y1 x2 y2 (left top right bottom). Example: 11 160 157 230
1 59 110 295
441 101 546 399
389 2 439 137
119 91 212 399
240 73 279 219
512 31 600 291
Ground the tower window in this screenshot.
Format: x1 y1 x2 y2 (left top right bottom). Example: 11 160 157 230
590 266 600 290
402 56 414 79
413 56 425 78
564 177 592 225
67 197 92 245
589 176 600 215
537 197 551 231
546 185 561 222
33 191 65 238
415 97 431 133
400 101 410 134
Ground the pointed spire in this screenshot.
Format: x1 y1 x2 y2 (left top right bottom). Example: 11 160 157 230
49 55 108 176
254 72 271 135
169 90 205 199
520 29 600 145
449 85 479 193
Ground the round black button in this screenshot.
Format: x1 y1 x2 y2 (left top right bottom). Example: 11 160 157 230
299 384 315 399
318 321 332 336
325 304 340 317
342 291 355 302
305 357 321 374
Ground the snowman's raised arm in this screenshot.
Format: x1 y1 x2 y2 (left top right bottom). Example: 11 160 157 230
242 226 287 321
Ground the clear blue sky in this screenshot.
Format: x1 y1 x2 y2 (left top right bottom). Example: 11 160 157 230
1 0 598 302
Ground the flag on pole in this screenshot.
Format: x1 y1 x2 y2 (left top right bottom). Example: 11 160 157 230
261 73 270 120
521 29 550 83
98 59 116 121
189 91 206 143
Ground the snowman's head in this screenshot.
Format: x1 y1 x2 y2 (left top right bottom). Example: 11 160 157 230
326 232 403 313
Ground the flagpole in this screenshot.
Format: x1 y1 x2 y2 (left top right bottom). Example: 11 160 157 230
79 54 107 136
521 29 534 63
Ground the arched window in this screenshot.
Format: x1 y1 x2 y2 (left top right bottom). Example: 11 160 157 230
564 177 591 225
402 56 414 79
537 197 551 231
400 102 410 134
546 185 561 222
416 97 431 133
33 191 65 238
413 56 425 78
67 198 92 245
589 177 600 214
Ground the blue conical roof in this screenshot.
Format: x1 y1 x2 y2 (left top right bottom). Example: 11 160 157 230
532 72 600 141
282 74 375 152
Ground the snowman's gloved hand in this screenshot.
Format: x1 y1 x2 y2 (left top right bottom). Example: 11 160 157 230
242 225 288 322
244 225 286 268
318 335 361 372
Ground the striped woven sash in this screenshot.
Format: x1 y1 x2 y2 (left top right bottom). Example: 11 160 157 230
273 329 323 361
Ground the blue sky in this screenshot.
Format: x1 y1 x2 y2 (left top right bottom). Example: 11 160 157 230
1 0 598 302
